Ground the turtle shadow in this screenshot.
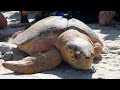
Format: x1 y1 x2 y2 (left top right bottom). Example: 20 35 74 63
93 55 102 64
42 62 93 79
93 60 101 64
1 72 24 75
1 62 93 79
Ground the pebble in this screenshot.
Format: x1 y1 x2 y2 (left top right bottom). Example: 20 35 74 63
3 52 13 61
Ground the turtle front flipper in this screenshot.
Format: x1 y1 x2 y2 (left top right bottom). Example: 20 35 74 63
2 48 62 74
93 42 110 60
93 42 103 58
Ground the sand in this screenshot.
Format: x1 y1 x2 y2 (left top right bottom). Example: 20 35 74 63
0 11 120 79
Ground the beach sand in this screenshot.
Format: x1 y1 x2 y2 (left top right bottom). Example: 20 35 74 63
0 11 120 79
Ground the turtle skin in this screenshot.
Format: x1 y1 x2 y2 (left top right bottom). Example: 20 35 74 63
2 16 103 74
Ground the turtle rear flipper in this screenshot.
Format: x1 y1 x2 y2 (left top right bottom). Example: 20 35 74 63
2 48 62 74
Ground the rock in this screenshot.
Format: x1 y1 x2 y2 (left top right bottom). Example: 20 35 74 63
2 47 28 61
0 42 28 61
12 48 28 60
0 42 17 54
3 52 13 61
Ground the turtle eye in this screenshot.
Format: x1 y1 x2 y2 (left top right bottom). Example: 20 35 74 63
73 46 78 52
68 44 72 49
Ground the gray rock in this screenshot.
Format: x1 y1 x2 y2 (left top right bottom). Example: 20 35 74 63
0 42 28 61
0 42 17 54
3 52 13 61
12 48 28 60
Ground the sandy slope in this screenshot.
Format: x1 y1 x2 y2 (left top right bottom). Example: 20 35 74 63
0 11 120 79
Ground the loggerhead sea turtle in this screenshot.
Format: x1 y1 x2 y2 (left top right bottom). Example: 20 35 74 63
2 16 103 74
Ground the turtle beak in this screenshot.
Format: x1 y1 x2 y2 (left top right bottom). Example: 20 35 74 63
74 51 93 60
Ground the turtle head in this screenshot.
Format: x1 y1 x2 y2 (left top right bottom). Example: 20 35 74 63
66 38 94 60
65 38 95 70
